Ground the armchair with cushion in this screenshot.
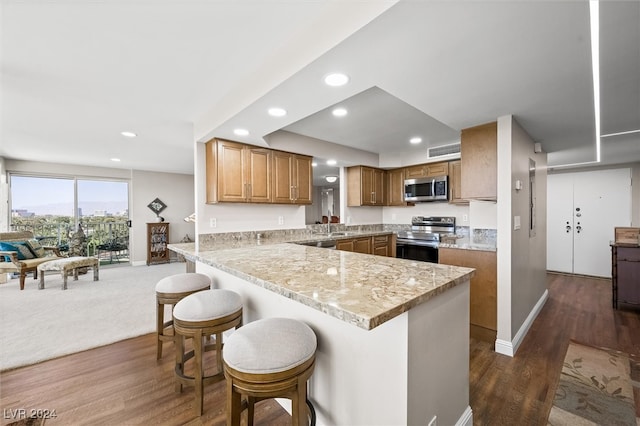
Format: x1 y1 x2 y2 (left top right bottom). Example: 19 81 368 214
0 231 64 290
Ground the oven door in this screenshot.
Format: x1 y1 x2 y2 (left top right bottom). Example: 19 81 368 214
396 239 439 263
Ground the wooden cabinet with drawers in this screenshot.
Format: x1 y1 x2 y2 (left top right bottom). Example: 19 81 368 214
611 244 640 309
335 234 394 257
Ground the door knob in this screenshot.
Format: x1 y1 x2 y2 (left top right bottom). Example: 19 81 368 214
576 225 582 233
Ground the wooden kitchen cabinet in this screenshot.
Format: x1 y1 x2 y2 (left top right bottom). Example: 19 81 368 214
347 166 385 206
439 247 497 343
147 222 170 265
272 150 313 205
611 244 640 309
448 160 467 204
336 234 393 257
386 168 406 206
372 234 391 257
461 121 497 200
205 139 272 203
404 161 448 179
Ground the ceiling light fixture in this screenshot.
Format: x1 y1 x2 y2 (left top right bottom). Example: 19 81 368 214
325 176 338 183
326 159 337 166
409 137 422 144
268 107 287 117
121 131 137 138
332 107 348 117
311 162 318 167
590 0 601 163
601 128 640 138
111 158 121 162
233 128 249 136
324 73 349 87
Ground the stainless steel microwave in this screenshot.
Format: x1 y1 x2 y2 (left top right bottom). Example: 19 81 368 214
404 176 448 202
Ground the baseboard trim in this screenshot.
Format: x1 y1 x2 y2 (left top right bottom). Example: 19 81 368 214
131 260 146 267
495 289 549 357
455 405 473 426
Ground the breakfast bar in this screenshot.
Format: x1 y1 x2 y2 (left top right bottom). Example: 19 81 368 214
169 238 475 425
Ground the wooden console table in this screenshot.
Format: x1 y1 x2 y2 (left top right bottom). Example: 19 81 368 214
611 242 640 310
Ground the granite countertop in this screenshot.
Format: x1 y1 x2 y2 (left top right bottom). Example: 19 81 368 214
169 237 475 331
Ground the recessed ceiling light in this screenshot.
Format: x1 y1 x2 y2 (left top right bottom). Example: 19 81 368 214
326 159 337 166
325 176 338 183
410 137 422 144
111 158 121 162
121 131 137 138
332 108 348 117
312 162 318 167
324 73 349 87
233 128 249 136
268 107 287 117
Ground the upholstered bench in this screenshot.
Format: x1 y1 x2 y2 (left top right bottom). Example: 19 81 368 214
37 256 99 290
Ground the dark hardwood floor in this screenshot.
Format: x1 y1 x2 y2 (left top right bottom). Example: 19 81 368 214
1 273 638 425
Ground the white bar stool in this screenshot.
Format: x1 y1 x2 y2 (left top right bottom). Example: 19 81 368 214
173 289 243 416
155 272 212 360
223 317 317 426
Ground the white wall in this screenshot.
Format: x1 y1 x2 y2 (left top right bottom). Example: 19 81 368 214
3 159 194 265
130 170 195 264
0 157 8 232
496 115 548 356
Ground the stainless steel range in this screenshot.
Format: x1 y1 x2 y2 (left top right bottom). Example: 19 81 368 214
396 216 456 263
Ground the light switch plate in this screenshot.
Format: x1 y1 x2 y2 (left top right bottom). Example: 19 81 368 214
514 215 521 230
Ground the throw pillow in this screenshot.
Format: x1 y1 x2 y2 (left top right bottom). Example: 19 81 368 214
0 241 31 261
15 242 35 259
26 239 47 258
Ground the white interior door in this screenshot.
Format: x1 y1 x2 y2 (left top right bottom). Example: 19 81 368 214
547 168 632 278
572 168 631 277
547 173 575 273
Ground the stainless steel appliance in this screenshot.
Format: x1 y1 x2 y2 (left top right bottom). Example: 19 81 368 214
396 216 456 263
404 176 448 202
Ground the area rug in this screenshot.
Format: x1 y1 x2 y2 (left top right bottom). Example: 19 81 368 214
548 340 640 425
0 262 185 371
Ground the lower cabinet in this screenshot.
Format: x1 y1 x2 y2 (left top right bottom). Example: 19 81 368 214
611 245 640 309
335 234 394 257
439 247 497 343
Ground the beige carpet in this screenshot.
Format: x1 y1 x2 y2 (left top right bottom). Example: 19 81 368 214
0 262 185 371
548 340 640 425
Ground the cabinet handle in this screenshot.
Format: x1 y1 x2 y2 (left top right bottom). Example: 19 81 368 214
290 186 294 201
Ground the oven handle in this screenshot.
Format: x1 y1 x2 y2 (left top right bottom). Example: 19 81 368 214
396 239 439 248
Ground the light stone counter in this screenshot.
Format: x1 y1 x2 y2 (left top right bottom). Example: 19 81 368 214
169 236 475 425
169 241 474 331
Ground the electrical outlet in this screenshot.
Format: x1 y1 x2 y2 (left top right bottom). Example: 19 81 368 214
210 217 217 228
462 214 469 222
428 415 437 426
278 216 284 225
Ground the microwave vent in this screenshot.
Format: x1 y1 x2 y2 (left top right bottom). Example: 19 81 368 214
428 143 460 158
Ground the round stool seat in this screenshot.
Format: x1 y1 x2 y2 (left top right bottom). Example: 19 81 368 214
223 318 317 426
154 272 212 361
174 289 243 323
155 272 211 294
173 289 243 417
224 317 317 374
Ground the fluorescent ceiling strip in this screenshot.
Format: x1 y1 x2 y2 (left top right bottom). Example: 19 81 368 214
601 129 640 138
590 0 601 163
552 1 601 169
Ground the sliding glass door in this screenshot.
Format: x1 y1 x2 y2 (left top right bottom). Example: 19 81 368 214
9 175 130 264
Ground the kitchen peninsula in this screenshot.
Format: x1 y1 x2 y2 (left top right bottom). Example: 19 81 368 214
169 231 475 425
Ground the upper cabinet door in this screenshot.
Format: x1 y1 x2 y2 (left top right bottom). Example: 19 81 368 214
461 121 497 200
246 147 272 203
386 168 405 206
215 140 247 203
271 150 294 204
293 155 312 205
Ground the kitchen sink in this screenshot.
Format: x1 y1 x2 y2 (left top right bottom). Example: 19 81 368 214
297 239 337 248
312 231 351 237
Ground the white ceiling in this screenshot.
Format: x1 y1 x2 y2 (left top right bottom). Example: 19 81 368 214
2 1 639 176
